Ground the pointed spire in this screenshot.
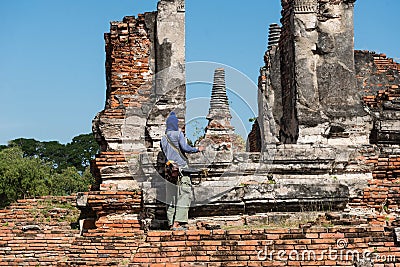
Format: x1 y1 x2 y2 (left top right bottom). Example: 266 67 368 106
207 68 231 121
268 23 281 50
203 68 235 151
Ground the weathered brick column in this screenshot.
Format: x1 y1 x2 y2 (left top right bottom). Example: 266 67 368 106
91 14 155 190
81 0 186 234
91 0 186 191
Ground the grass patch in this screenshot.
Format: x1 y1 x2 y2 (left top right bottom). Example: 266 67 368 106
27 198 80 224
221 212 326 230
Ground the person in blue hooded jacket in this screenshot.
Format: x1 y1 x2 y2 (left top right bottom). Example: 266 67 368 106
160 112 203 230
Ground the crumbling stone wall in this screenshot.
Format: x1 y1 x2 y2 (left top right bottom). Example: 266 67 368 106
146 0 186 151
99 14 156 151
251 0 374 149
294 0 358 119
275 0 367 145
256 24 282 149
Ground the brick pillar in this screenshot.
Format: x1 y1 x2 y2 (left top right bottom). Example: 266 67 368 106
91 0 186 190
91 14 155 191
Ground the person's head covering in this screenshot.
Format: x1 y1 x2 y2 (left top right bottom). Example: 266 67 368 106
166 111 179 131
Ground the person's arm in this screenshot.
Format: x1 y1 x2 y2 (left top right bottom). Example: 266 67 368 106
178 132 199 153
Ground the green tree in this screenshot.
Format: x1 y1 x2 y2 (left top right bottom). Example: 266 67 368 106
8 133 99 173
65 133 99 173
0 147 52 208
8 138 41 158
40 141 68 171
8 138 67 171
0 147 95 208
49 166 94 196
0 134 98 207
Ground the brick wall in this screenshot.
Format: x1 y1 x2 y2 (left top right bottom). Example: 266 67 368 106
356 50 400 109
0 194 147 266
63 191 145 266
1 196 399 267
350 152 400 215
1 193 400 266
0 196 80 266
131 226 398 267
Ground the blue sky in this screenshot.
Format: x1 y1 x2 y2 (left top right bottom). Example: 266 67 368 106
0 0 399 144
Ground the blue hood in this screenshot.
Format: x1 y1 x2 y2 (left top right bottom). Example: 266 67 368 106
166 112 179 131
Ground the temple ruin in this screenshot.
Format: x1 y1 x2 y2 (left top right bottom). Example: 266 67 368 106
86 0 400 237
87 0 391 225
1 0 400 266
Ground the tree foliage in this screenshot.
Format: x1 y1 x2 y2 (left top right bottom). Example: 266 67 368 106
65 134 99 172
0 133 99 208
49 166 94 196
0 147 51 207
8 133 99 173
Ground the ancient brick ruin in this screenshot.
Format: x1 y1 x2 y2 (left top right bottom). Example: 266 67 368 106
2 0 400 266
91 0 186 191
